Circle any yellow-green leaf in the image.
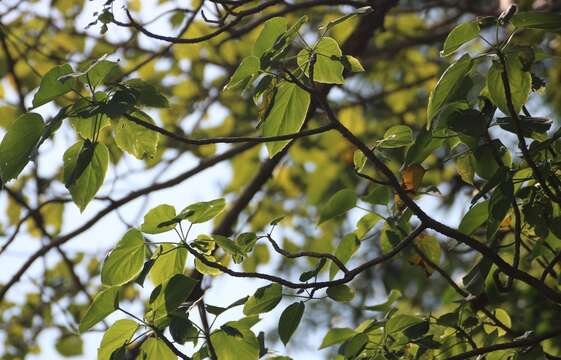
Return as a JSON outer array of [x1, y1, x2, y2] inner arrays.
[[98, 319, 138, 360], [101, 228, 146, 286]]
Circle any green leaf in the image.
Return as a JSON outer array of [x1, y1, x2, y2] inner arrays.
[[319, 189, 357, 224], [115, 111, 159, 159], [101, 228, 146, 286], [474, 142, 511, 180], [0, 113, 44, 182], [149, 244, 188, 286], [243, 283, 282, 315], [462, 256, 493, 295], [329, 233, 359, 280], [379, 125, 414, 148], [483, 308, 511, 336], [211, 327, 260, 360], [487, 180, 513, 239], [125, 79, 169, 108], [319, 7, 372, 33], [364, 289, 402, 312], [403, 320, 429, 339], [180, 198, 226, 224], [148, 274, 198, 325], [70, 99, 111, 140], [497, 116, 551, 138], [427, 54, 473, 128], [326, 284, 355, 302], [363, 185, 391, 205], [225, 56, 260, 91], [342, 333, 368, 359], [206, 296, 249, 316], [456, 153, 476, 185], [413, 235, 441, 274], [253, 17, 288, 57], [319, 328, 356, 349], [511, 12, 561, 31], [140, 204, 177, 234], [385, 314, 424, 334], [213, 234, 245, 261], [353, 149, 366, 172], [63, 140, 109, 211], [263, 81, 311, 157], [79, 286, 119, 332], [404, 128, 443, 166], [79, 59, 118, 88], [170, 315, 197, 345], [195, 255, 223, 276], [235, 232, 258, 256], [32, 64, 76, 107], [447, 109, 487, 137], [441, 21, 480, 56], [98, 319, 138, 360], [140, 338, 176, 360], [298, 37, 344, 84], [459, 201, 489, 235], [343, 55, 365, 72], [487, 56, 531, 115], [55, 334, 83, 357], [278, 302, 305, 345]]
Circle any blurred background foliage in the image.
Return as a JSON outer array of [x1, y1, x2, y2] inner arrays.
[[1, 0, 561, 358]]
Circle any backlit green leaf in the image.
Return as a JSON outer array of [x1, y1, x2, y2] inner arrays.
[[180, 198, 226, 224], [483, 308, 511, 336], [319, 328, 356, 349], [263, 81, 311, 157], [140, 204, 177, 234], [330, 233, 359, 280], [115, 111, 159, 159], [140, 338, 176, 360], [319, 189, 357, 224], [253, 17, 288, 57], [63, 140, 109, 211], [459, 201, 489, 235], [441, 21, 480, 56], [298, 37, 344, 84], [212, 326, 260, 360], [101, 228, 146, 286], [511, 12, 561, 31], [79, 286, 119, 332], [33, 64, 76, 107], [149, 244, 188, 286], [225, 56, 260, 91], [0, 113, 44, 182], [427, 54, 473, 128], [243, 283, 282, 315], [487, 56, 531, 115], [379, 125, 413, 148], [98, 319, 138, 360], [148, 274, 198, 325]]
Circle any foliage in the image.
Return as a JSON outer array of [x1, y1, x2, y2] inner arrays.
[[1, 1, 561, 359]]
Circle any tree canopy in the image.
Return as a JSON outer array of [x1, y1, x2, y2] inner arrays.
[[1, 0, 561, 359]]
